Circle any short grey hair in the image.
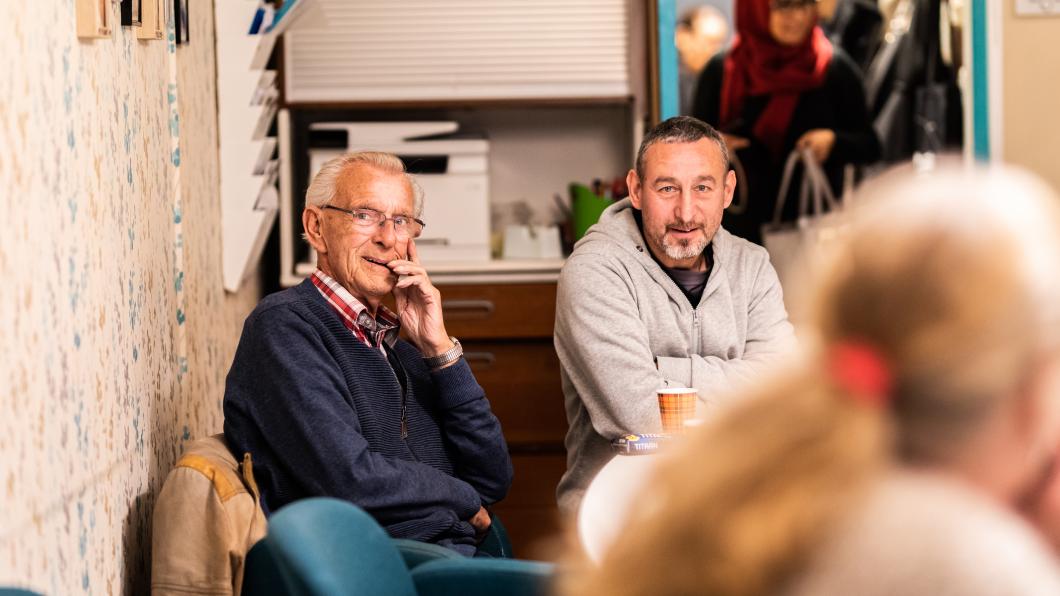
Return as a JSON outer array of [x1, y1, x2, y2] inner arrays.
[[635, 116, 729, 178], [304, 151, 424, 217]]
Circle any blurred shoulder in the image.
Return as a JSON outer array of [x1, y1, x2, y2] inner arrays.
[[792, 472, 1060, 596], [705, 50, 728, 74]]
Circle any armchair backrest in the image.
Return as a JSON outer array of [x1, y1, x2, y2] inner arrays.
[[477, 513, 513, 559], [241, 540, 289, 596], [411, 558, 555, 596], [265, 498, 417, 596]]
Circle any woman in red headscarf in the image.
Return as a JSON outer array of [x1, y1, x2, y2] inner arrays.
[[692, 0, 880, 244]]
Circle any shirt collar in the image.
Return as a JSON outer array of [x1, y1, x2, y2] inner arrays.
[[311, 269, 400, 347]]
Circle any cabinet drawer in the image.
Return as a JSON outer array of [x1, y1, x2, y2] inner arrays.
[[465, 340, 568, 447], [436, 283, 556, 340], [491, 453, 568, 560]]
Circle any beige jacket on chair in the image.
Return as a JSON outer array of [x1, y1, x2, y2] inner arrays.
[[151, 434, 268, 595]]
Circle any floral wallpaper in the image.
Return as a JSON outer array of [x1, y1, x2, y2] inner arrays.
[[0, 1, 261, 593]]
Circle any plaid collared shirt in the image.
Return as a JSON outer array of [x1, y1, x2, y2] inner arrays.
[[310, 269, 400, 356]]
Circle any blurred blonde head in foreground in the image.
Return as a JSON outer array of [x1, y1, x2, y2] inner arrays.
[[565, 164, 1060, 595]]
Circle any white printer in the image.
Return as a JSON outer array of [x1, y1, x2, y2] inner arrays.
[[307, 122, 490, 263]]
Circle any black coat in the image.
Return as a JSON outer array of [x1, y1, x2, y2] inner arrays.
[[692, 48, 880, 244]]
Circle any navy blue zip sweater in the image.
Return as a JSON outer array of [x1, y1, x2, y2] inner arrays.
[[223, 279, 513, 554]]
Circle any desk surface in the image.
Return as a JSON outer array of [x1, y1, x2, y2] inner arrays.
[[295, 257, 565, 285]]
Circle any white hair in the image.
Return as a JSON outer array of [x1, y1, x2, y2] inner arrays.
[[850, 161, 1060, 349], [304, 151, 424, 217]]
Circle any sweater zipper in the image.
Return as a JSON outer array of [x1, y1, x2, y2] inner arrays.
[[397, 381, 417, 460], [385, 346, 412, 442], [400, 401, 408, 439], [396, 370, 409, 441], [692, 308, 699, 348]]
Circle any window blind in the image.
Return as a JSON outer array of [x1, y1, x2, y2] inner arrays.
[[284, 0, 630, 102]]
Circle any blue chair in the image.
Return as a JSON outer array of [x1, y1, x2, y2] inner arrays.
[[411, 558, 554, 596], [393, 538, 463, 570], [263, 498, 554, 596], [393, 510, 513, 569], [242, 540, 290, 596], [248, 508, 518, 591], [477, 512, 514, 559], [266, 498, 417, 595]]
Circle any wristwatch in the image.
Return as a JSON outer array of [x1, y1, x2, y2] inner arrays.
[[424, 337, 463, 371]]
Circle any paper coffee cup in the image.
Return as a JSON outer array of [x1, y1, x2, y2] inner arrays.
[[656, 387, 697, 434]]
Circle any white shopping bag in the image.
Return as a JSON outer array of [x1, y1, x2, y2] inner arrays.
[[761, 148, 847, 315]]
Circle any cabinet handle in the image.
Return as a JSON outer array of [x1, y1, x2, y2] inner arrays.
[[464, 352, 496, 369], [442, 299, 495, 319]]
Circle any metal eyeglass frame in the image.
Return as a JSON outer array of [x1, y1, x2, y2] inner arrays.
[[321, 205, 426, 239]]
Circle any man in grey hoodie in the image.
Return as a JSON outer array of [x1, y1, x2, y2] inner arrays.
[[555, 116, 796, 514]]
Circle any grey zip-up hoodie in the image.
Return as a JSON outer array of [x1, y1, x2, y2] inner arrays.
[[555, 198, 795, 514]]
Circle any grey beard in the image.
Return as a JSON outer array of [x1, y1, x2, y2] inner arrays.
[[662, 237, 708, 261]]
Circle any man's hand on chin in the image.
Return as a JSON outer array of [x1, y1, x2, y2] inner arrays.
[[388, 239, 452, 356]]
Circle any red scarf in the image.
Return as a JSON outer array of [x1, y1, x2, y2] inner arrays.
[[720, 0, 833, 155]]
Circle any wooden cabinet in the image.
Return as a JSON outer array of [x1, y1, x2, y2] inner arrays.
[[463, 342, 568, 446], [440, 283, 557, 341], [437, 281, 567, 559], [494, 453, 569, 561]]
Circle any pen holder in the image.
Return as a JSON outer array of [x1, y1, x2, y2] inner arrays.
[[570, 183, 612, 240]]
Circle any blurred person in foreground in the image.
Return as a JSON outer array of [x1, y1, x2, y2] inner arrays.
[[564, 163, 1060, 595]]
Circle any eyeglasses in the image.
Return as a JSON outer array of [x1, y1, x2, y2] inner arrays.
[[322, 205, 426, 239]]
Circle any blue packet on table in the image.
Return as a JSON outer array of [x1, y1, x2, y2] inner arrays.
[[610, 433, 669, 455]]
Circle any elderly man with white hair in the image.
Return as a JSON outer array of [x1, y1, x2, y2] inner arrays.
[[223, 151, 512, 556]]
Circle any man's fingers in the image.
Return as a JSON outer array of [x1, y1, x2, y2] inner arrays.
[[469, 506, 491, 534], [395, 274, 439, 298], [395, 275, 424, 289], [389, 262, 427, 277]]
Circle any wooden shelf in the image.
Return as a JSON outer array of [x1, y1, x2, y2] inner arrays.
[[284, 96, 635, 111]]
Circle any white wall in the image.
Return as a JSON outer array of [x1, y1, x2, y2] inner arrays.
[[1000, 5, 1060, 192], [452, 106, 634, 224]]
